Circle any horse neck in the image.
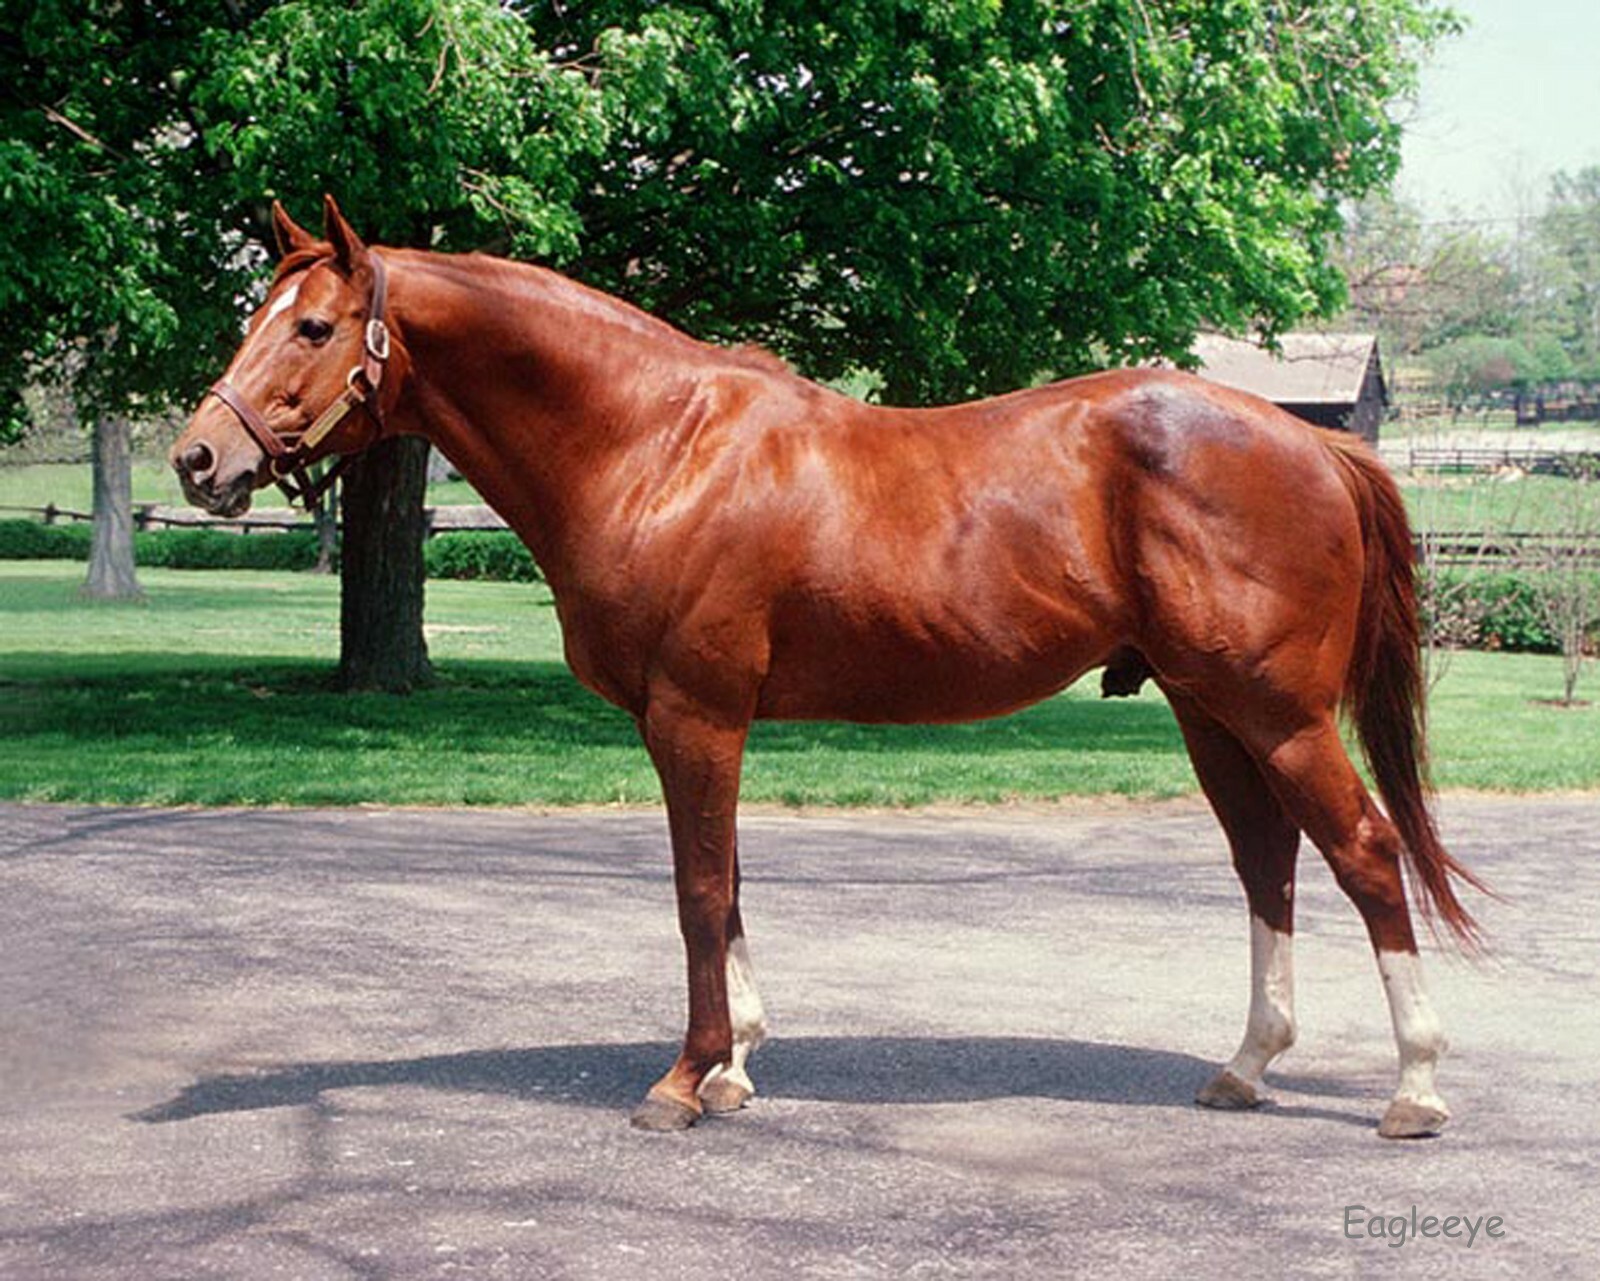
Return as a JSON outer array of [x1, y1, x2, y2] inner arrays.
[[382, 250, 707, 580]]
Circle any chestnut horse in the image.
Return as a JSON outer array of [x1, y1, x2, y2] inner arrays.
[[172, 198, 1483, 1138]]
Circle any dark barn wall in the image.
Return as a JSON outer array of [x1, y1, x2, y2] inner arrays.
[[1349, 354, 1386, 443], [1287, 403, 1349, 432], [1283, 356, 1385, 443]]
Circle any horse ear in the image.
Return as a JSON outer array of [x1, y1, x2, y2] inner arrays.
[[271, 201, 317, 259], [321, 194, 368, 271]]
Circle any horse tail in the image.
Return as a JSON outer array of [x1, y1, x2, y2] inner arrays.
[[1322, 431, 1488, 950]]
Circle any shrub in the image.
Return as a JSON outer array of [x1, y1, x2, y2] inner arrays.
[[1427, 570, 1570, 654], [0, 518, 93, 559], [424, 531, 542, 583], [1475, 575, 1559, 653]]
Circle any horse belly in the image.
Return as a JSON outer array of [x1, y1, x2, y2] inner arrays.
[[755, 598, 1111, 724]]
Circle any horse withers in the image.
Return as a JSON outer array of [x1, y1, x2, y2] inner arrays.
[[172, 197, 1485, 1138]]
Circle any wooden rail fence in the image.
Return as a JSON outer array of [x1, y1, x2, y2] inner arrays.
[[1391, 446, 1600, 477], [1419, 530, 1600, 568]]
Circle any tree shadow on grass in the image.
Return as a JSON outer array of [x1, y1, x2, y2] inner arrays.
[[132, 1035, 1370, 1129]]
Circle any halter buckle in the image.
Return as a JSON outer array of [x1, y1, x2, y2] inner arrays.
[[366, 318, 391, 361]]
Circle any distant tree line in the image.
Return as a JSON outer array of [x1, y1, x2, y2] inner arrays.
[[1335, 167, 1600, 408]]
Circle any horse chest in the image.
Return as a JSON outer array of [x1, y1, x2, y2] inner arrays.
[[550, 591, 655, 717]]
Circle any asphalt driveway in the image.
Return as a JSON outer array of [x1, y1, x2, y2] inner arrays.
[[1, 797, 1596, 1278]]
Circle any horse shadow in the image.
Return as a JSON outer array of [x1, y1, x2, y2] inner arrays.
[[132, 1035, 1372, 1128]]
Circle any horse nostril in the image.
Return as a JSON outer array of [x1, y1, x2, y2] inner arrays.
[[180, 441, 215, 479]]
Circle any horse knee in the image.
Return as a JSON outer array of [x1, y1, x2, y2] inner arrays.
[[675, 882, 733, 941]]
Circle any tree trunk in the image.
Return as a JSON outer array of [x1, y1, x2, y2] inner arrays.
[[82, 414, 144, 601], [337, 435, 432, 692], [313, 487, 339, 574]]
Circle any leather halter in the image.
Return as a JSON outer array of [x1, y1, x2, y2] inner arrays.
[[205, 252, 392, 510]]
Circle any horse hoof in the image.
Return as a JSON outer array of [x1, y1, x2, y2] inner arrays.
[[630, 1094, 701, 1132], [1378, 1098, 1449, 1139], [1195, 1069, 1263, 1111], [699, 1075, 754, 1114]]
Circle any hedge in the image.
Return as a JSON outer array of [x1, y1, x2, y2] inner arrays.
[[0, 519, 540, 582], [422, 531, 541, 583], [0, 518, 322, 571], [139, 527, 324, 571], [0, 519, 92, 559]]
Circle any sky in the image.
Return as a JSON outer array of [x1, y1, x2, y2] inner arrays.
[[1396, 0, 1600, 222]]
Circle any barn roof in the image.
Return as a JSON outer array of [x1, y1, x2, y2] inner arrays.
[[1191, 333, 1383, 406]]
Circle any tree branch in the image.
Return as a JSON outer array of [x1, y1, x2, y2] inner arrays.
[[38, 103, 129, 160]]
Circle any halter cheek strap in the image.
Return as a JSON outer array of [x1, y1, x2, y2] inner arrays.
[[205, 251, 392, 510]]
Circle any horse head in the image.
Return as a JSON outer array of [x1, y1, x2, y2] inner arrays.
[[170, 196, 402, 514]]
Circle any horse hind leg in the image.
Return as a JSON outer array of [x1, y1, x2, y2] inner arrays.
[[1253, 719, 1450, 1138], [1169, 694, 1301, 1111]]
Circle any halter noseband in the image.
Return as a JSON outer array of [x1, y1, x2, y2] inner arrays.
[[205, 251, 392, 510]]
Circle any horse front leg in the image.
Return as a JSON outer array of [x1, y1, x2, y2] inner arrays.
[[696, 870, 768, 1114], [631, 687, 752, 1132]]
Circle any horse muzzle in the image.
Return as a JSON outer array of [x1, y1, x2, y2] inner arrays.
[[169, 431, 266, 517]]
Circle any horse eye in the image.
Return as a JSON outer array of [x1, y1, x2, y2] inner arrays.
[[297, 317, 333, 344]]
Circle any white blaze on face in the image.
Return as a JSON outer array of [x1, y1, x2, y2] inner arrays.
[[222, 282, 302, 383], [1377, 949, 1448, 1110], [1224, 916, 1297, 1086], [263, 281, 301, 327]]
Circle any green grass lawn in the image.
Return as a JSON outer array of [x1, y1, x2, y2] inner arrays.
[[1396, 473, 1593, 534], [0, 461, 199, 514], [1, 560, 1594, 807]]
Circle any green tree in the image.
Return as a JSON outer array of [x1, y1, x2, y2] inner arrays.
[[4, 1, 1456, 664], [1425, 335, 1538, 410], [2, 0, 604, 663], [0, 4, 220, 596], [1334, 193, 1524, 359], [1534, 166, 1600, 380], [539, 0, 1457, 400]]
